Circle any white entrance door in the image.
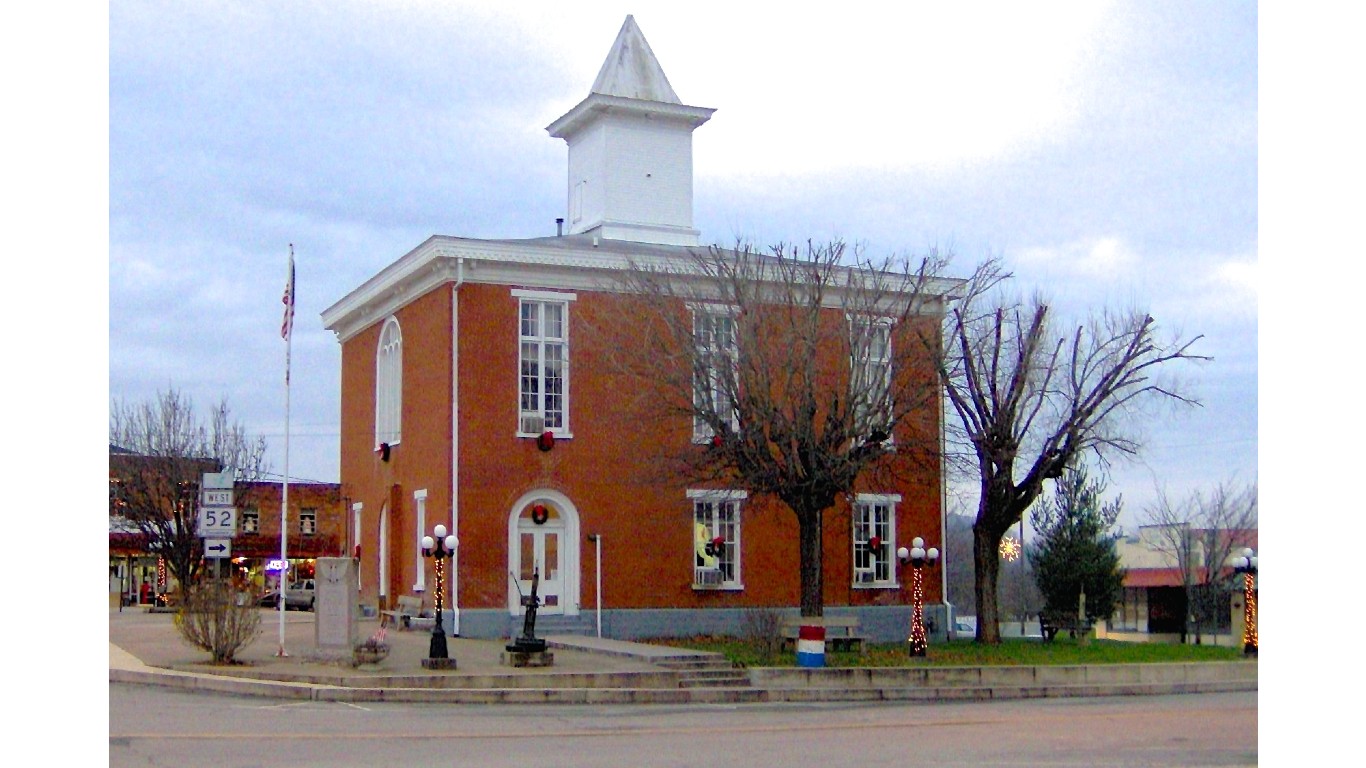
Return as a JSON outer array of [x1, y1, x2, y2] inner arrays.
[[515, 505, 565, 615]]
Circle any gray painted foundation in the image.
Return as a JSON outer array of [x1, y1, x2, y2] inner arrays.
[[453, 604, 952, 644]]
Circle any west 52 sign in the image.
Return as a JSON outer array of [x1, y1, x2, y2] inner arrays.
[[197, 506, 238, 536]]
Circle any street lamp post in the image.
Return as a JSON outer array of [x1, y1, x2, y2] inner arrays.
[[1231, 547, 1257, 656], [897, 537, 940, 657], [420, 524, 458, 669]]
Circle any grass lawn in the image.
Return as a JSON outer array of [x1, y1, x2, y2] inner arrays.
[[652, 635, 1250, 668]]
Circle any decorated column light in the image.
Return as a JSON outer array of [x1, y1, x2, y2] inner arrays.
[[1231, 547, 1257, 656], [897, 537, 940, 657], [420, 524, 459, 669], [155, 557, 167, 606]]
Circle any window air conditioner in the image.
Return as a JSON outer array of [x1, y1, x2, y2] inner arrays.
[[855, 570, 877, 584], [520, 414, 545, 435], [694, 567, 724, 587]]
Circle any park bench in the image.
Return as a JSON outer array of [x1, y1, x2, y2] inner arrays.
[[380, 595, 434, 631], [780, 615, 865, 652], [1040, 613, 1092, 642]]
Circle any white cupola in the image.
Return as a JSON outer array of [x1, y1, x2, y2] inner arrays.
[[546, 15, 715, 246]]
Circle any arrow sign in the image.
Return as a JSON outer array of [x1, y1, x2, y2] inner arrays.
[[203, 539, 231, 559]]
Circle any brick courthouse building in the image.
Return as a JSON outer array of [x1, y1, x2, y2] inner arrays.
[[322, 17, 960, 640]]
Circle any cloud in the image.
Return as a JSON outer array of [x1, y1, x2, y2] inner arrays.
[[1014, 237, 1139, 279]]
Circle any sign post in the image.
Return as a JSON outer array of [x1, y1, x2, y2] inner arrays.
[[200, 472, 238, 581]]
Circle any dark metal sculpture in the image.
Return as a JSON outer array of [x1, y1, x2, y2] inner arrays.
[[507, 568, 547, 654]]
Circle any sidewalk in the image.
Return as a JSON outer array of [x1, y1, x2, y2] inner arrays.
[[109, 606, 1258, 705], [109, 606, 732, 703]]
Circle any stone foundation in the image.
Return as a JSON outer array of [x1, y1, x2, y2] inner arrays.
[[501, 651, 554, 668]]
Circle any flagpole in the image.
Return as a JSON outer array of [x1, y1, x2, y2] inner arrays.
[[278, 244, 295, 657]]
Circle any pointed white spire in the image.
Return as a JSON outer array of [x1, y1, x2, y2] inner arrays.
[[546, 16, 715, 247], [590, 15, 681, 104]]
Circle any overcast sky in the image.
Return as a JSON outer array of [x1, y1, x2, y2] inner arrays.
[[101, 1, 1259, 530]]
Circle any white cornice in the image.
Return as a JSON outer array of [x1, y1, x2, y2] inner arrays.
[[321, 235, 964, 343], [547, 93, 715, 140]]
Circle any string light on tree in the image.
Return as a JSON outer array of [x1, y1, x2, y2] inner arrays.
[[898, 537, 940, 657]]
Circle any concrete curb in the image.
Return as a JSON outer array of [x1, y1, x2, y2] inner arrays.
[[110, 662, 1257, 705]]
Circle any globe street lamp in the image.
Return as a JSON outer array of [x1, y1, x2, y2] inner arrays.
[[420, 524, 458, 669], [1231, 547, 1257, 656], [897, 537, 940, 657]]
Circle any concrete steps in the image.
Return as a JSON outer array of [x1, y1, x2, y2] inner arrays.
[[656, 656, 751, 689]]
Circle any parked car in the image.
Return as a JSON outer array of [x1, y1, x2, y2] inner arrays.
[[258, 579, 315, 610], [953, 617, 977, 639]]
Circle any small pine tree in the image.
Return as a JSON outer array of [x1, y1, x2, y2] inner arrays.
[[1028, 466, 1126, 635]]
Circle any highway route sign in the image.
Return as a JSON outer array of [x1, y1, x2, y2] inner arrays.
[[197, 506, 238, 536]]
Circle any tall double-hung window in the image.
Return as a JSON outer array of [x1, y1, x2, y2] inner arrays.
[[375, 317, 402, 448], [853, 493, 899, 586], [692, 308, 738, 441], [850, 317, 893, 444], [515, 290, 575, 436], [690, 490, 745, 589]]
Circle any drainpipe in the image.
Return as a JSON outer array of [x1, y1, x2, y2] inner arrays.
[[587, 533, 602, 637], [449, 257, 465, 635]]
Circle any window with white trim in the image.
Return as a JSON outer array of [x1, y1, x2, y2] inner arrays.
[[413, 489, 427, 591], [241, 508, 259, 534], [692, 307, 738, 441], [300, 508, 317, 536], [516, 292, 575, 435], [853, 494, 900, 586], [375, 317, 402, 448], [690, 490, 745, 589], [850, 317, 893, 444]]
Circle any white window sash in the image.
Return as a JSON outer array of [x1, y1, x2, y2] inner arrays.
[[854, 493, 901, 586], [516, 294, 575, 436], [691, 308, 739, 441], [849, 317, 893, 443], [689, 490, 746, 588], [376, 317, 403, 447]]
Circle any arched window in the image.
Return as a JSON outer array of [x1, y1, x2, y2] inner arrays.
[[375, 317, 402, 447]]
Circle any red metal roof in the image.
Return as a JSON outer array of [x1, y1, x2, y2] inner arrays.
[[1125, 568, 1194, 588]]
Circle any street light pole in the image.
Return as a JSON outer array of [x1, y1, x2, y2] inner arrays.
[[420, 524, 458, 669], [1231, 547, 1257, 656], [898, 537, 941, 657]]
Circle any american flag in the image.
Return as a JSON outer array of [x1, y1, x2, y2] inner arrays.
[[281, 245, 296, 340]]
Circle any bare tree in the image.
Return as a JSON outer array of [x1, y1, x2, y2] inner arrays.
[[1143, 479, 1258, 644], [109, 388, 269, 590], [602, 240, 958, 617], [934, 266, 1208, 643]]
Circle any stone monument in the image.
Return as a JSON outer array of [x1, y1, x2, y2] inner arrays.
[[312, 557, 359, 663]]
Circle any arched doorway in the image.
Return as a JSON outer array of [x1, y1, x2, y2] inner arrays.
[[507, 490, 579, 616]]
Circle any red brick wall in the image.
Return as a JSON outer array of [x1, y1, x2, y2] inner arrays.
[[340, 279, 944, 613]]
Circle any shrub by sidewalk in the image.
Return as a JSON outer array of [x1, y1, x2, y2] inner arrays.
[[174, 582, 261, 664]]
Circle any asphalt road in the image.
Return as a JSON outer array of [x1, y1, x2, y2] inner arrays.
[[109, 686, 1257, 767]]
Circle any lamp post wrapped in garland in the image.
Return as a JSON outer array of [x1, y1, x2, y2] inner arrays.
[[1230, 547, 1257, 656], [897, 537, 940, 657], [420, 524, 458, 669]]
